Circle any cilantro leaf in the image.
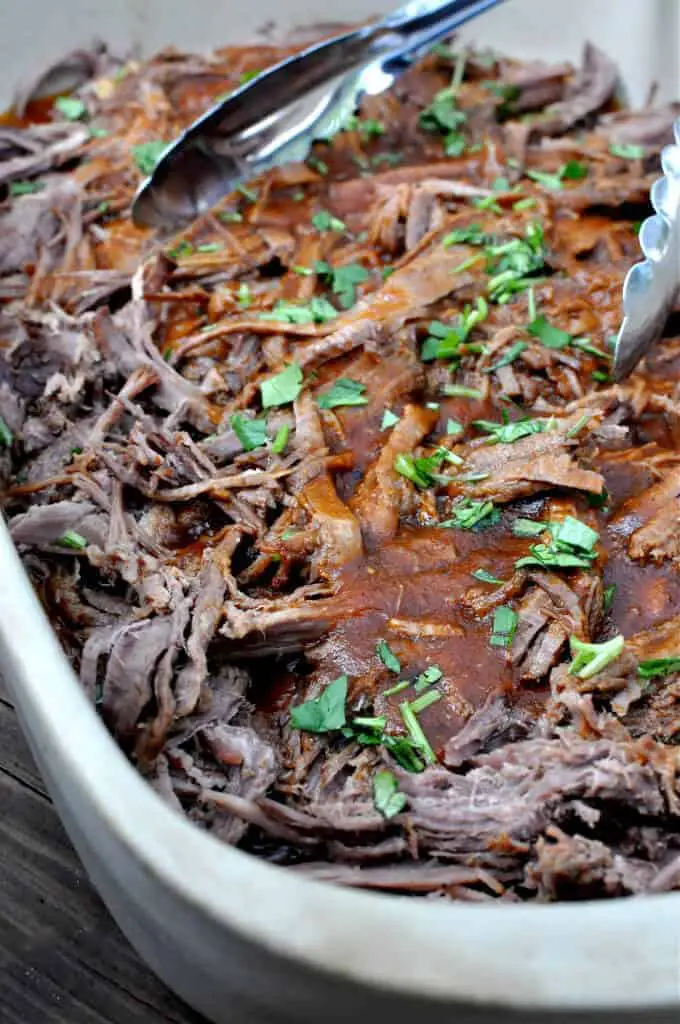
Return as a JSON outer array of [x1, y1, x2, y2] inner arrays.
[[258, 297, 337, 324], [381, 409, 400, 430], [440, 497, 499, 531], [315, 261, 368, 308], [290, 675, 348, 733], [474, 415, 550, 445], [54, 95, 86, 120], [638, 657, 680, 679], [230, 414, 268, 451], [376, 640, 401, 674], [413, 666, 443, 692], [9, 180, 44, 196], [131, 140, 168, 175], [528, 315, 571, 349], [472, 568, 504, 585], [56, 530, 88, 550], [568, 635, 624, 679], [609, 143, 646, 160], [317, 378, 368, 410], [271, 424, 289, 454], [373, 770, 408, 819], [260, 364, 303, 408], [490, 605, 518, 648], [0, 416, 13, 447], [311, 209, 345, 232]]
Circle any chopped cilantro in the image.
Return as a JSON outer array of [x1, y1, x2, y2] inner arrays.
[[609, 142, 646, 160], [446, 419, 463, 437], [373, 770, 407, 819], [218, 210, 243, 223], [440, 498, 499, 531], [638, 657, 680, 679], [442, 224, 489, 247], [56, 530, 88, 551], [230, 413, 268, 451], [413, 666, 443, 692], [410, 689, 442, 715], [237, 184, 258, 203], [258, 297, 337, 324], [515, 516, 599, 570], [527, 160, 587, 190], [383, 734, 424, 772], [197, 242, 224, 253], [603, 583, 617, 614], [487, 340, 527, 372], [357, 118, 385, 139], [528, 315, 571, 349], [9, 180, 44, 196], [307, 156, 328, 175], [490, 605, 518, 648], [512, 518, 547, 538], [0, 416, 13, 447], [131, 140, 168, 175], [419, 86, 467, 136], [317, 378, 368, 410], [290, 675, 348, 732], [474, 414, 550, 444], [472, 568, 503, 585], [376, 640, 401, 674], [237, 282, 251, 308], [568, 635, 624, 680], [239, 69, 261, 85], [167, 240, 193, 260], [381, 409, 400, 430], [442, 384, 483, 399], [314, 261, 368, 308], [271, 424, 289, 454], [399, 700, 437, 765], [394, 447, 458, 489], [311, 209, 345, 232], [383, 679, 410, 698], [260, 364, 303, 408], [513, 196, 537, 211], [54, 95, 86, 120]]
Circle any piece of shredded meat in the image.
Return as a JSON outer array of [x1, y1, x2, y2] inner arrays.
[[2, 33, 680, 903]]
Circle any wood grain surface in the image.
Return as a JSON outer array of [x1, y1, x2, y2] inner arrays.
[[0, 678, 205, 1024]]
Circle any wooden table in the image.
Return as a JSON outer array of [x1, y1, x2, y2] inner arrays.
[[0, 676, 206, 1024]]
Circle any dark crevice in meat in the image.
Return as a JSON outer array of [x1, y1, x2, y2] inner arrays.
[[3, 32, 680, 901]]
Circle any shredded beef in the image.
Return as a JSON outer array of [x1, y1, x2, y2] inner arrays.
[[2, 31, 680, 902]]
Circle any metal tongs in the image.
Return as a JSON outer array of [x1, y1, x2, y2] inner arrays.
[[131, 0, 505, 231], [613, 118, 680, 380]]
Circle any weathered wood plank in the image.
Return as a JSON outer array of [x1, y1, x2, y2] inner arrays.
[[0, 699, 205, 1024]]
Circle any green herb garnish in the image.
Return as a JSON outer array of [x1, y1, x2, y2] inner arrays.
[[512, 518, 547, 538], [318, 378, 368, 410], [260, 364, 303, 408], [258, 297, 337, 324], [311, 209, 345, 233], [603, 583, 616, 614], [490, 605, 518, 648], [290, 675, 348, 732], [472, 568, 504, 585], [376, 640, 401, 674], [237, 282, 251, 308], [440, 497, 499, 531], [441, 384, 483, 399], [474, 413, 550, 445], [487, 341, 527, 372], [10, 179, 45, 197], [230, 414, 268, 451], [528, 315, 571, 350], [413, 666, 443, 692], [0, 416, 13, 447], [131, 140, 168, 175], [410, 689, 442, 715], [609, 143, 646, 160], [373, 770, 407, 819], [314, 261, 368, 308], [54, 95, 86, 120], [446, 419, 463, 437], [637, 657, 680, 679], [381, 409, 400, 430], [56, 530, 88, 550], [400, 700, 437, 766], [568, 635, 624, 679], [271, 424, 289, 455]]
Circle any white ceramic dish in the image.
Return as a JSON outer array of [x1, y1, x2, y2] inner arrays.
[[2, 3, 680, 1021]]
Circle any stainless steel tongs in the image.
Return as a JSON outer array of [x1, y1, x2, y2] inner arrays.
[[131, 0, 506, 231]]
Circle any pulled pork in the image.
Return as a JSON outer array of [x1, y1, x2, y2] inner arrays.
[[2, 35, 680, 902]]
